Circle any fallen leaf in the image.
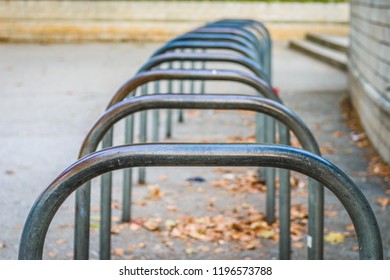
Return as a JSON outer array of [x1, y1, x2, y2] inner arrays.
[[127, 245, 136, 251], [345, 224, 355, 231], [197, 246, 210, 252], [5, 169, 14, 175], [293, 242, 305, 249], [138, 243, 146, 248], [352, 246, 360, 252], [185, 247, 196, 255], [165, 219, 176, 229], [142, 218, 161, 231], [258, 230, 274, 239], [144, 186, 164, 201], [376, 197, 390, 210], [113, 248, 125, 257], [55, 239, 66, 244], [129, 222, 141, 231], [0, 243, 5, 249], [332, 131, 345, 138], [47, 252, 58, 258], [324, 232, 345, 244], [158, 175, 169, 181]]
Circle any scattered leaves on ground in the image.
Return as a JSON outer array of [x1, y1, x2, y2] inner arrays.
[[112, 248, 125, 257], [134, 203, 308, 252], [341, 96, 389, 180], [211, 170, 266, 194], [369, 156, 390, 178]]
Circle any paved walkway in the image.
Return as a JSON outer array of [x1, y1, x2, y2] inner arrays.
[[0, 42, 388, 260]]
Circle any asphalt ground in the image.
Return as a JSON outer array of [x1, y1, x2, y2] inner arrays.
[[0, 41, 388, 260]]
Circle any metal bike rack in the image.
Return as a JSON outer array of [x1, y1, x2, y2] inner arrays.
[[75, 94, 321, 260], [134, 48, 274, 222], [130, 40, 276, 239], [19, 143, 383, 260], [75, 69, 285, 259], [110, 68, 285, 230]]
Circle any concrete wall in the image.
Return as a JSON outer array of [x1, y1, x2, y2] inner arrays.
[[349, 0, 390, 163], [0, 1, 349, 42]]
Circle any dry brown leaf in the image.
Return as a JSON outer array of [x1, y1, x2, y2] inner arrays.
[[376, 197, 390, 209], [127, 245, 136, 251], [112, 248, 125, 257], [129, 222, 141, 231], [143, 218, 161, 231], [345, 224, 355, 231], [144, 186, 164, 201], [55, 239, 66, 244], [292, 242, 305, 249], [167, 204, 178, 213], [352, 246, 360, 252], [258, 230, 274, 239], [197, 246, 211, 252], [185, 247, 196, 255], [320, 146, 337, 155], [47, 252, 58, 258], [332, 131, 345, 138], [0, 243, 6, 249]]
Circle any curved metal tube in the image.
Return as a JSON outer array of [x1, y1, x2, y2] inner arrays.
[[138, 52, 269, 84], [171, 33, 258, 61], [151, 41, 259, 63], [108, 69, 279, 107], [19, 144, 383, 260], [80, 94, 319, 157], [192, 27, 262, 52]]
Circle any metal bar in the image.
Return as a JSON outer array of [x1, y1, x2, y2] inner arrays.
[[138, 85, 148, 184], [138, 52, 269, 84], [122, 115, 134, 222], [108, 69, 280, 108], [19, 143, 383, 260], [151, 41, 259, 63]]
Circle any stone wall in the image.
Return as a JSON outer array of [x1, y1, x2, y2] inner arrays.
[[349, 0, 390, 163], [0, 1, 349, 42]]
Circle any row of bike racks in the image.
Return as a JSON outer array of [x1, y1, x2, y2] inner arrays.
[[18, 19, 383, 260]]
